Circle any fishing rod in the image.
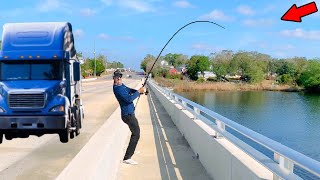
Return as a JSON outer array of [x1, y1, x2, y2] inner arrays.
[[135, 20, 225, 108]]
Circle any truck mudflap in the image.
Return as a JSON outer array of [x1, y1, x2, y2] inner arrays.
[[0, 115, 67, 129]]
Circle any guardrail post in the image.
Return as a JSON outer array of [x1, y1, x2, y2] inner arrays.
[[175, 96, 179, 103], [273, 153, 294, 180], [182, 101, 187, 108], [214, 120, 225, 138], [193, 107, 200, 120]]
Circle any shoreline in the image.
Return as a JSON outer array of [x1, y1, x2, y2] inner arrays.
[[154, 78, 303, 93]]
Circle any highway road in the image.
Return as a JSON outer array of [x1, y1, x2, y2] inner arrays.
[[0, 74, 141, 179]]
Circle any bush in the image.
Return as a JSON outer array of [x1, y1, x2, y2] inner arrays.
[[277, 74, 294, 84], [207, 77, 217, 81], [299, 61, 320, 91], [167, 74, 181, 79], [197, 77, 205, 83]]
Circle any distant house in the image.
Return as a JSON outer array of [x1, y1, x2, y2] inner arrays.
[[225, 74, 241, 80], [197, 71, 216, 80], [169, 68, 178, 74], [160, 60, 169, 67], [176, 65, 187, 75]]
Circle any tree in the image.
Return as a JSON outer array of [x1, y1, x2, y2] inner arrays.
[[140, 54, 155, 72], [107, 61, 124, 69], [299, 61, 320, 91], [186, 55, 210, 80], [276, 60, 297, 84], [94, 55, 107, 76], [164, 53, 187, 67], [211, 50, 233, 80], [81, 60, 93, 77], [81, 54, 107, 77], [230, 51, 265, 83]]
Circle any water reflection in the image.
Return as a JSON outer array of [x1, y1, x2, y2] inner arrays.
[[177, 90, 320, 163]]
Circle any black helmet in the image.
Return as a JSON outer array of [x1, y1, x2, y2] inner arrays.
[[113, 70, 123, 78]]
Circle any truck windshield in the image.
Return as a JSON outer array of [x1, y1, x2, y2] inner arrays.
[[0, 60, 62, 80]]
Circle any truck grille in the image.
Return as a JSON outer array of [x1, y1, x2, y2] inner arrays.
[[9, 93, 46, 109]]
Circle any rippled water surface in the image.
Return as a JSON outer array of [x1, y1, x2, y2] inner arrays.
[[177, 90, 320, 179]]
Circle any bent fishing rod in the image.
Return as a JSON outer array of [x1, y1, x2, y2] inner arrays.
[[135, 20, 225, 108]]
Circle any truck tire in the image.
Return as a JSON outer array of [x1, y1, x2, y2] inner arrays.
[[68, 109, 75, 139], [75, 110, 81, 136], [70, 113, 75, 139], [59, 130, 69, 143], [5, 133, 13, 140], [0, 133, 3, 144]]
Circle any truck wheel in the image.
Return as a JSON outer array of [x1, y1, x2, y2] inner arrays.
[[59, 130, 69, 143], [5, 133, 13, 140], [70, 113, 76, 139], [75, 110, 81, 136], [0, 133, 3, 144]]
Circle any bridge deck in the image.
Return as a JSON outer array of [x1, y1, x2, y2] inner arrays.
[[117, 90, 211, 180]]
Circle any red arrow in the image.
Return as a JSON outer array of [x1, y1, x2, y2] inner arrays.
[[281, 2, 318, 22]]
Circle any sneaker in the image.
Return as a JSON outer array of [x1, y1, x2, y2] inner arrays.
[[123, 159, 138, 165], [135, 151, 141, 154]]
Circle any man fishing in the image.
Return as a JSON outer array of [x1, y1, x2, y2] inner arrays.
[[113, 70, 145, 165]]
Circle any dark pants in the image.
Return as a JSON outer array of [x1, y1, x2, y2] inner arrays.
[[121, 114, 140, 160]]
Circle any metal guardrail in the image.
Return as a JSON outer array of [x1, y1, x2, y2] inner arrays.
[[149, 80, 320, 180]]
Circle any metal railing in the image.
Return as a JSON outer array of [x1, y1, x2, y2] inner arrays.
[[148, 80, 320, 180]]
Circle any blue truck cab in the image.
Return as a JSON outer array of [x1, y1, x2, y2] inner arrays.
[[0, 22, 84, 143]]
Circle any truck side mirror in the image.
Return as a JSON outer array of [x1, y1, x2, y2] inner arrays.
[[73, 62, 81, 81]]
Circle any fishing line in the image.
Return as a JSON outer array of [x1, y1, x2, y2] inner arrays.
[[135, 20, 225, 108]]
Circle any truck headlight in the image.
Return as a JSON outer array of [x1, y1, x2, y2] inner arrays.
[[49, 105, 65, 112], [0, 107, 6, 113]]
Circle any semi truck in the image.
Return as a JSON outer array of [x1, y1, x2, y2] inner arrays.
[[0, 22, 84, 143]]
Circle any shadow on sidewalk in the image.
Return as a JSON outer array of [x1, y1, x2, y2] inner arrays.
[[147, 90, 211, 180]]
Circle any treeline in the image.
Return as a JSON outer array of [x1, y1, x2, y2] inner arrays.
[[106, 61, 124, 69], [140, 50, 320, 92], [78, 53, 124, 78]]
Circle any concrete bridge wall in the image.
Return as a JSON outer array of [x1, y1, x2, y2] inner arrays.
[[149, 83, 272, 180]]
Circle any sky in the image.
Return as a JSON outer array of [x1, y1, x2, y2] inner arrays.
[[1, 0, 320, 70]]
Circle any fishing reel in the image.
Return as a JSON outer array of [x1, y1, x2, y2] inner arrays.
[[144, 87, 149, 95]]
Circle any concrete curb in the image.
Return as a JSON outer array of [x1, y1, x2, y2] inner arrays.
[[81, 78, 98, 82], [56, 107, 130, 180], [56, 81, 142, 180]]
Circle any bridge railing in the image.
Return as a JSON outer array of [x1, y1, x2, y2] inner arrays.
[[148, 80, 320, 180]]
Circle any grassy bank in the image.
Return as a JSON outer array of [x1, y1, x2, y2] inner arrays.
[[154, 77, 302, 92]]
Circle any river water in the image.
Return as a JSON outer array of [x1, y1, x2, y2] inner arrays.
[[176, 90, 320, 179]]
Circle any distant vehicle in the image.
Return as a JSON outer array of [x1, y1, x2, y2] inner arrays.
[[0, 22, 84, 143], [197, 71, 217, 80], [117, 68, 126, 72]]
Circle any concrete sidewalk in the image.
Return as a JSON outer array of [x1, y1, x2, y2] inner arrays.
[[117, 91, 211, 180]]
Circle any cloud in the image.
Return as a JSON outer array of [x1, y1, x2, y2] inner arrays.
[[98, 33, 110, 40], [2, 8, 25, 17], [173, 1, 193, 8], [36, 0, 67, 12], [280, 28, 320, 40], [119, 36, 135, 42], [200, 10, 233, 22], [236, 5, 255, 16], [279, 44, 296, 51], [74, 29, 85, 38], [243, 19, 274, 27], [101, 0, 112, 6], [100, 0, 158, 13], [263, 5, 276, 13], [191, 43, 222, 52], [119, 0, 155, 13], [80, 8, 96, 17]]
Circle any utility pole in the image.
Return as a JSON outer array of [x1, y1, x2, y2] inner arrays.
[[94, 40, 96, 77]]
